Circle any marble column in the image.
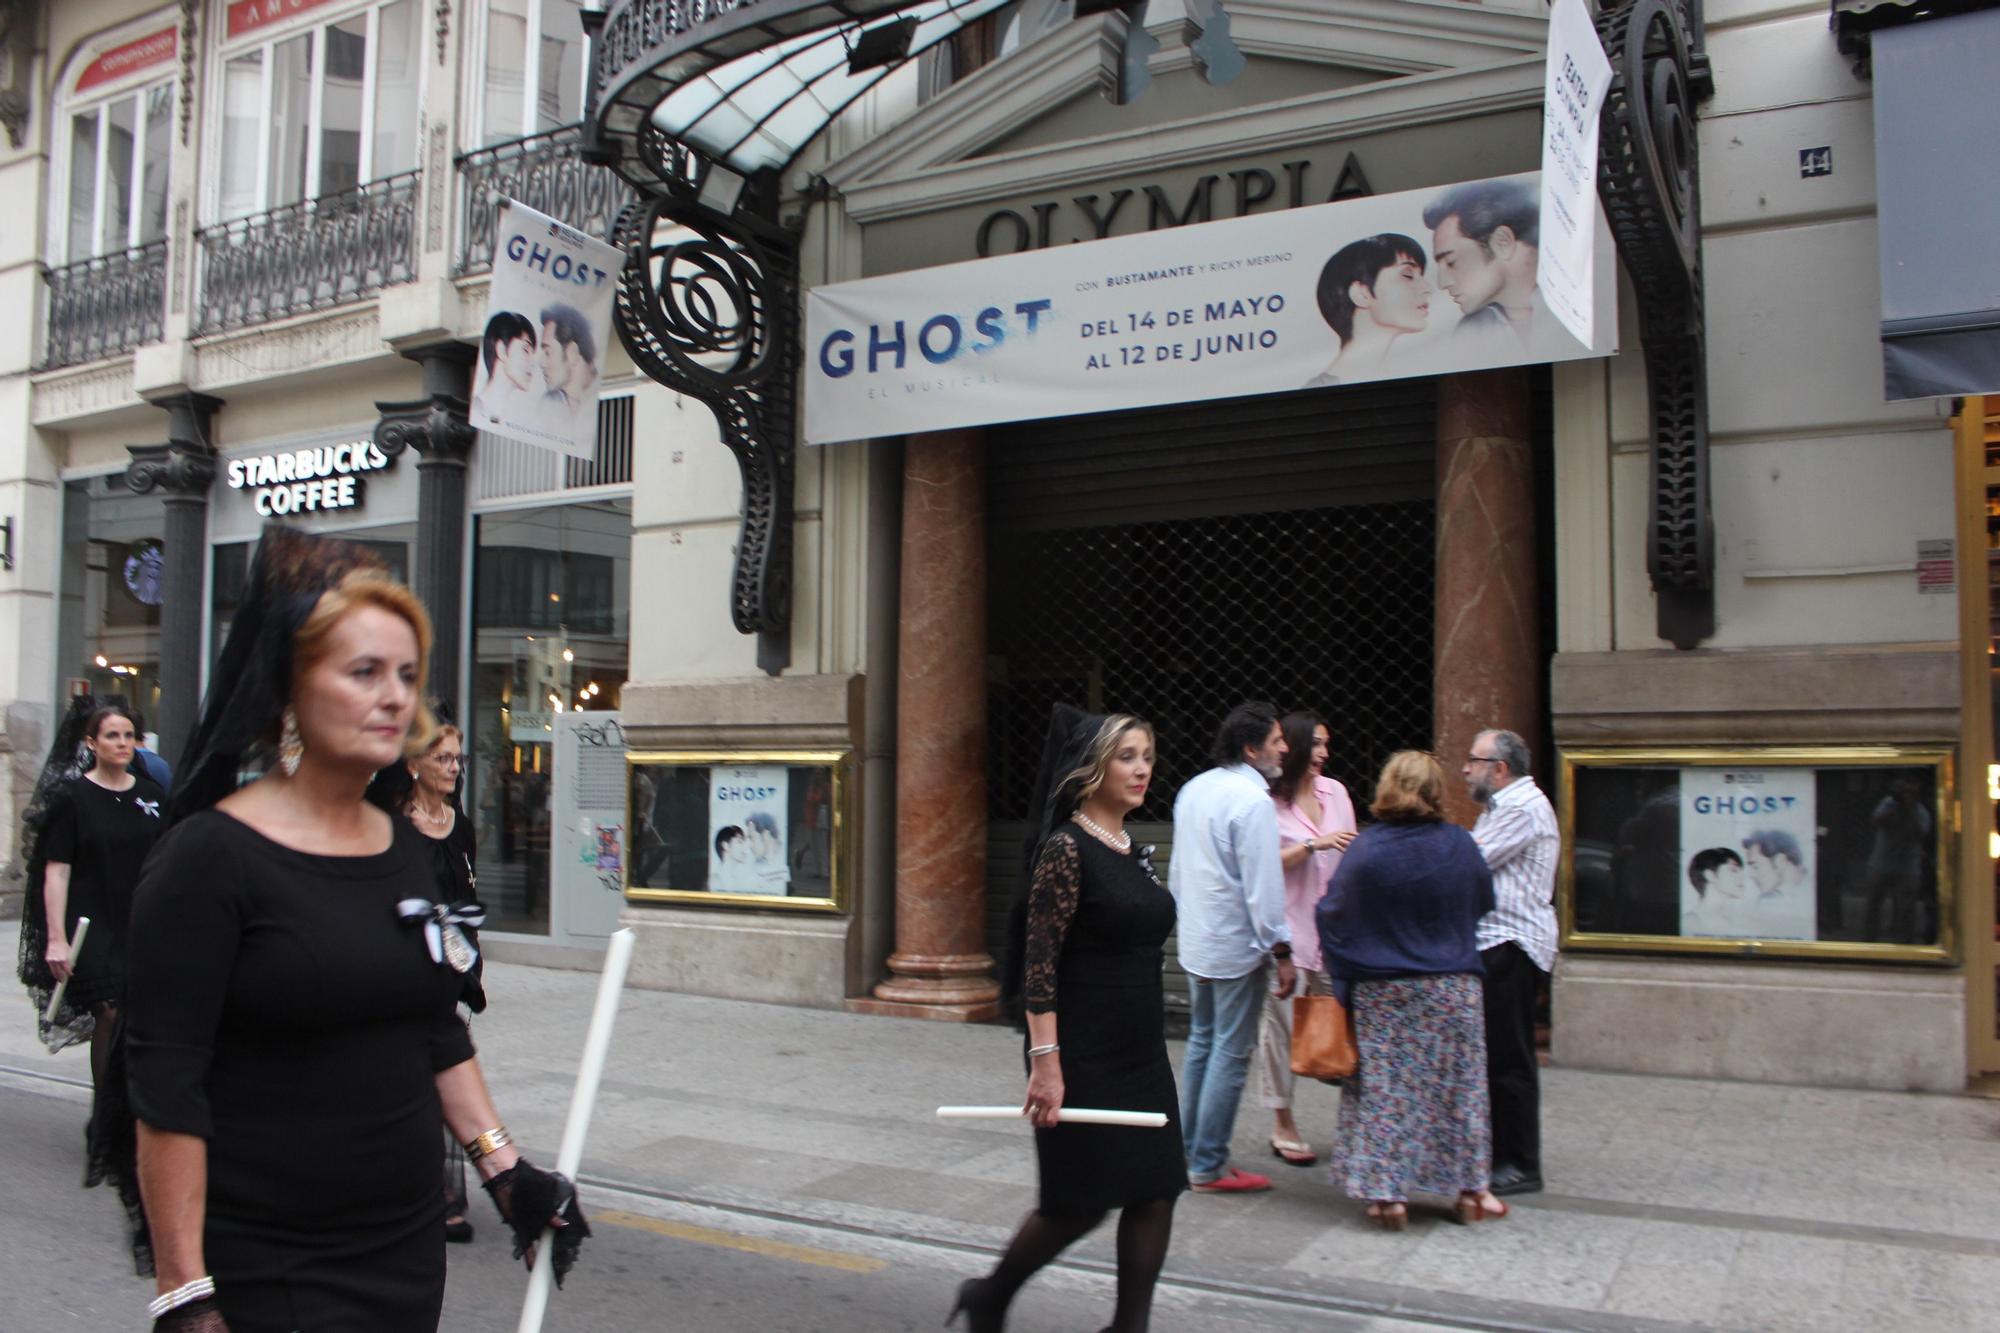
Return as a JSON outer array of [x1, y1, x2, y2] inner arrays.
[[1434, 369, 1540, 828], [126, 392, 223, 765], [376, 343, 478, 719], [862, 428, 1000, 1020]]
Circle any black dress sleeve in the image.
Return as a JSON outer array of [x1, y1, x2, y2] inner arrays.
[[1023, 830, 1082, 1015], [125, 818, 242, 1138], [429, 1008, 476, 1073], [39, 784, 79, 865]]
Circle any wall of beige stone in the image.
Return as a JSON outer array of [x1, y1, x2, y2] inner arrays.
[[1548, 0, 1968, 1089]]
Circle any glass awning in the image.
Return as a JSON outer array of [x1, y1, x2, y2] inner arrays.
[[590, 0, 1015, 185]]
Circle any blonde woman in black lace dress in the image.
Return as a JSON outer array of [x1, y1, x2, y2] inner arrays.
[[956, 708, 1185, 1333]]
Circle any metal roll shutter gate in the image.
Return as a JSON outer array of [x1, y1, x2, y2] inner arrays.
[[984, 380, 1439, 1016]]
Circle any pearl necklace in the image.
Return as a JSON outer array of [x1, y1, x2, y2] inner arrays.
[[1073, 812, 1131, 851], [411, 799, 452, 830]]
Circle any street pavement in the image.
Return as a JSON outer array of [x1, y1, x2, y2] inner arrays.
[[4, 923, 2000, 1331]]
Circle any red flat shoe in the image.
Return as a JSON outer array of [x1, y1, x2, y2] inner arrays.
[[1191, 1167, 1273, 1194]]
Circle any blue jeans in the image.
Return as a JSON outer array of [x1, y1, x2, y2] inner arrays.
[[1179, 966, 1267, 1181]]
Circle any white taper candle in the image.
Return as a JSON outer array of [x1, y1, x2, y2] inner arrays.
[[936, 1106, 1168, 1128], [516, 927, 635, 1333], [43, 916, 90, 1025]]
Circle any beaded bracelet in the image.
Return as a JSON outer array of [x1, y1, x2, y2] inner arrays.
[[148, 1276, 216, 1319]]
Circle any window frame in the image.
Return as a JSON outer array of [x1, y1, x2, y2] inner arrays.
[[205, 0, 426, 223], [51, 26, 178, 266], [464, 0, 590, 148]]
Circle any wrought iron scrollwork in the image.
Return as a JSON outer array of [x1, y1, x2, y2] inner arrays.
[[1596, 0, 1715, 649], [605, 123, 798, 667], [454, 125, 638, 275], [612, 188, 798, 650], [41, 242, 169, 370], [194, 169, 420, 335]]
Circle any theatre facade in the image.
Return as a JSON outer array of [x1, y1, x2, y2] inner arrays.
[[3, 0, 1995, 1091]]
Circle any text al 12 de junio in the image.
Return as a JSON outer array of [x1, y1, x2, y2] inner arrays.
[[1081, 293, 1284, 369]]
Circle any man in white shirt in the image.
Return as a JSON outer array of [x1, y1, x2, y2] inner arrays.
[[1170, 702, 1295, 1194], [1462, 728, 1559, 1197]]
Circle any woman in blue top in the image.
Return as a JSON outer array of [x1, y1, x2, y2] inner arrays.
[[1317, 750, 1508, 1229]]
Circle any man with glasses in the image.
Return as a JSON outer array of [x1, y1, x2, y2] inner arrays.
[[1461, 729, 1558, 1196]]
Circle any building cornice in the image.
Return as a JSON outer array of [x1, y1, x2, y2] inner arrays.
[[831, 56, 1544, 224], [824, 0, 1547, 191]]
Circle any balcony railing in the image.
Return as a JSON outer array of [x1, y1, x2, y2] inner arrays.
[[195, 169, 420, 335], [456, 124, 636, 276], [41, 241, 168, 370]]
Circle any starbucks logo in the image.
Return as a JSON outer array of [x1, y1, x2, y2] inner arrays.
[[122, 540, 165, 606]]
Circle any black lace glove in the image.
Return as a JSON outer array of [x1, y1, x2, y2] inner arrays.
[[483, 1158, 591, 1286], [153, 1296, 229, 1332]]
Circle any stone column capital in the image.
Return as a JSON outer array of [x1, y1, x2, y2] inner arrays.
[[375, 395, 477, 465], [127, 392, 223, 499], [124, 442, 217, 499], [376, 341, 480, 465]]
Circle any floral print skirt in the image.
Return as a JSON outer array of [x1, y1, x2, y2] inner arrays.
[[1328, 973, 1491, 1202]]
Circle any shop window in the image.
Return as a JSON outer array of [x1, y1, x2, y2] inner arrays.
[[470, 499, 632, 935], [214, 0, 422, 219], [54, 476, 168, 734], [477, 0, 588, 145], [61, 79, 172, 262], [210, 530, 410, 673]]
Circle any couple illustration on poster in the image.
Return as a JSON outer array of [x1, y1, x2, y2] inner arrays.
[[1308, 178, 1571, 388], [1682, 830, 1814, 941], [471, 303, 601, 434], [712, 812, 787, 895]]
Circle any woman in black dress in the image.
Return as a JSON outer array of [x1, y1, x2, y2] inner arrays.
[[959, 707, 1184, 1333], [370, 717, 486, 1242], [25, 701, 165, 1132], [126, 527, 584, 1332]]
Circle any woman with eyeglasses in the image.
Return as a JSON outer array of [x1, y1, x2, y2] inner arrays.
[[370, 719, 485, 1244]]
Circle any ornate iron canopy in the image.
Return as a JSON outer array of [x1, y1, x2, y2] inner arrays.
[[590, 0, 1725, 655], [585, 0, 1014, 674], [588, 0, 1011, 196]]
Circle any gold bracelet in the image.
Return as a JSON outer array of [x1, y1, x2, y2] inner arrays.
[[463, 1126, 512, 1161]]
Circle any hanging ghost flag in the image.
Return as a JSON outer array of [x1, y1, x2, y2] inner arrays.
[[471, 200, 624, 461], [1538, 0, 1615, 347]]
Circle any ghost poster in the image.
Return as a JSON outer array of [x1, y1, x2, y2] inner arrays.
[[709, 766, 790, 896]]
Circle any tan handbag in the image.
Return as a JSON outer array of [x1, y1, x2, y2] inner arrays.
[[1290, 992, 1357, 1080]]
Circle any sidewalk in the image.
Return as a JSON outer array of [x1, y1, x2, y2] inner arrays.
[[6, 930, 1999, 1331]]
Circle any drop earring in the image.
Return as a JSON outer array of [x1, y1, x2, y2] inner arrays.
[[279, 707, 304, 777]]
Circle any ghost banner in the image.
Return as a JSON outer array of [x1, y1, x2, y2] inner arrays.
[[472, 200, 624, 460], [802, 172, 1617, 445]]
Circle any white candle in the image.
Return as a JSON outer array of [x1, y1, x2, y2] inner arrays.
[[936, 1106, 1168, 1128], [44, 916, 90, 1025], [516, 927, 635, 1333]]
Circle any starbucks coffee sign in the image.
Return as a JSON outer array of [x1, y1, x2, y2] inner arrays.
[[225, 440, 394, 516]]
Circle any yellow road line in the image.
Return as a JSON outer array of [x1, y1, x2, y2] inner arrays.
[[593, 1209, 889, 1274]]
